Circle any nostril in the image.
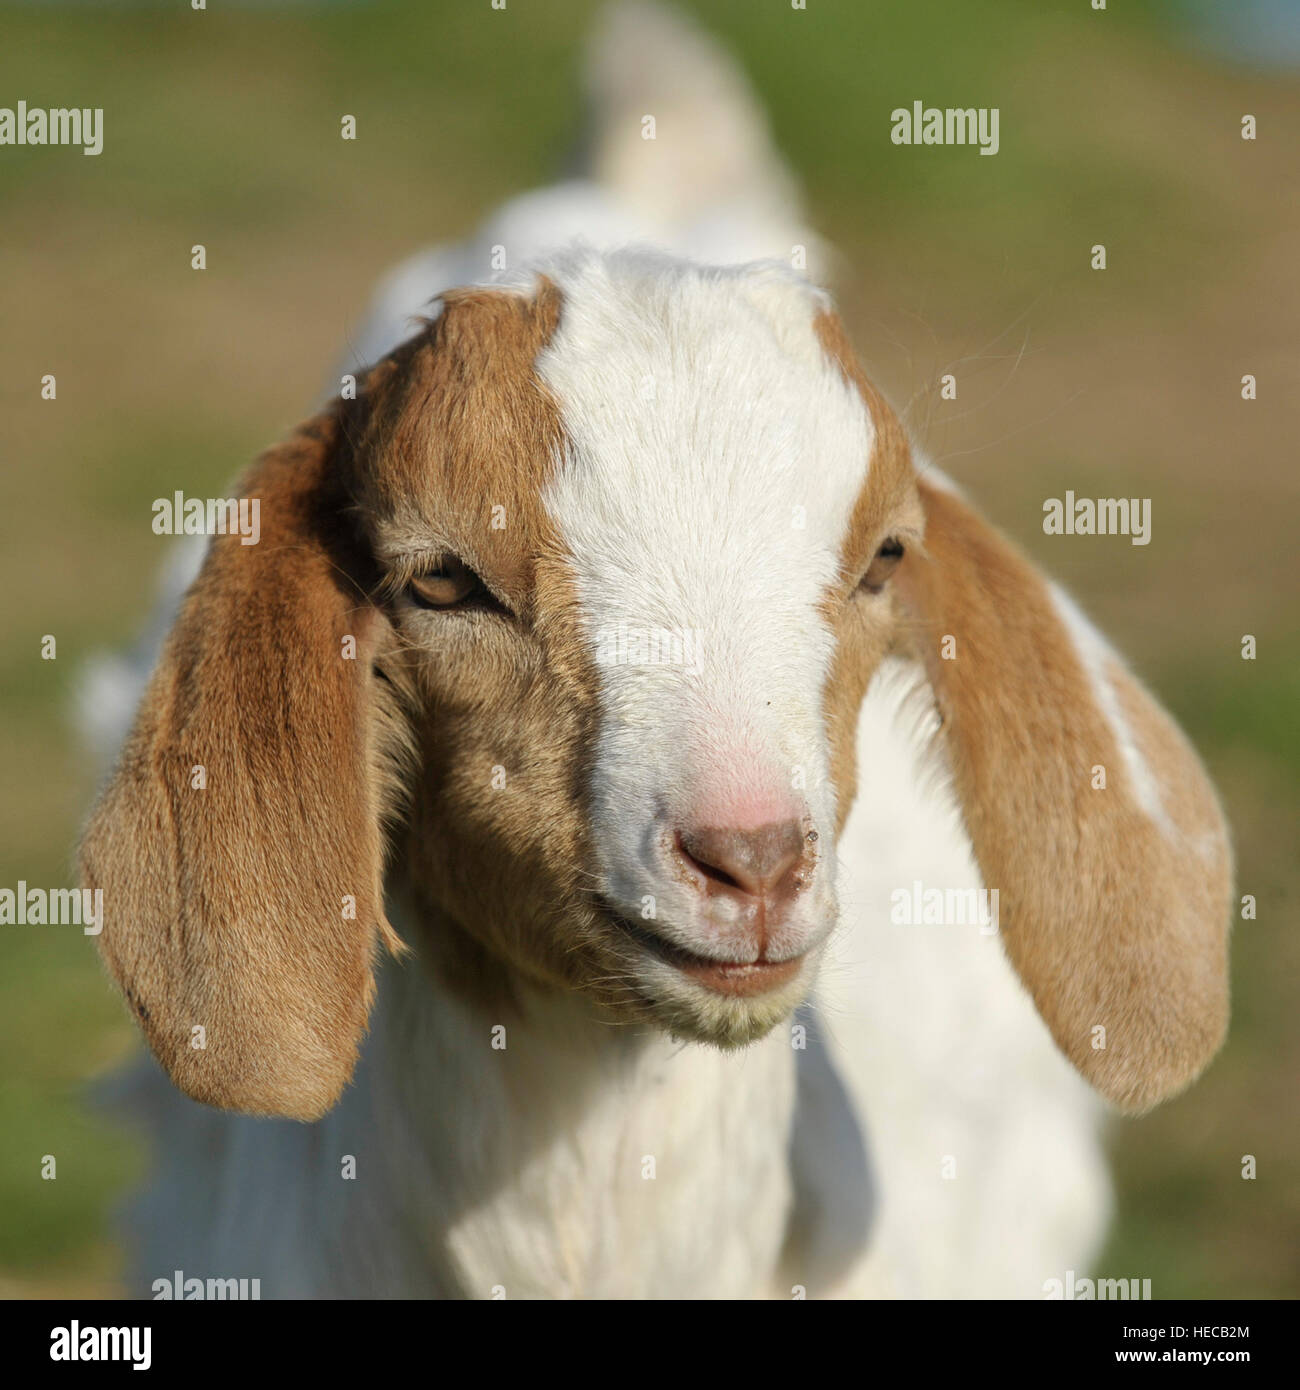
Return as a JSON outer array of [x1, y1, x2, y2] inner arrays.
[[675, 832, 746, 891], [675, 820, 807, 900]]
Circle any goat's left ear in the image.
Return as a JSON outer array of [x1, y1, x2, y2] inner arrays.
[[80, 406, 402, 1121], [894, 477, 1232, 1113]]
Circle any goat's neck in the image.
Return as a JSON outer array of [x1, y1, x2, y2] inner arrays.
[[354, 911, 799, 1298]]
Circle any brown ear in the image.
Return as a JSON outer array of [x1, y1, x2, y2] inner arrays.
[[80, 408, 401, 1120], [894, 477, 1232, 1113]]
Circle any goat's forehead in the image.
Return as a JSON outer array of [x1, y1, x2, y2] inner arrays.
[[361, 262, 903, 628], [534, 262, 878, 610]]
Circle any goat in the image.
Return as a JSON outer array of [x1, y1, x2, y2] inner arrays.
[[79, 3, 1231, 1299]]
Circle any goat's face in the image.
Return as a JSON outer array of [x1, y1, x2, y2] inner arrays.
[[358, 256, 921, 1048]]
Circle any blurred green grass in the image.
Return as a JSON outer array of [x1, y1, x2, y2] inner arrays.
[[1, 0, 1296, 1297]]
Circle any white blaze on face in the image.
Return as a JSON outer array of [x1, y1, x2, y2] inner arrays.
[[537, 250, 875, 957]]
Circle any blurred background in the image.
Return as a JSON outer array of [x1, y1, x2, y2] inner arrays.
[[0, 0, 1295, 1298]]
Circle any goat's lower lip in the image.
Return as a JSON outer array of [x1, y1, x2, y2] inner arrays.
[[671, 953, 804, 997], [604, 907, 806, 997]]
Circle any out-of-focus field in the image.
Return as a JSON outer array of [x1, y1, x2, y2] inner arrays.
[[0, 0, 1295, 1297]]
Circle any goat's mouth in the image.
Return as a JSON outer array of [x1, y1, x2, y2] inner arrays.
[[599, 904, 809, 1000]]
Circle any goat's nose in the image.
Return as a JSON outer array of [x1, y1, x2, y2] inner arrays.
[[675, 820, 808, 903]]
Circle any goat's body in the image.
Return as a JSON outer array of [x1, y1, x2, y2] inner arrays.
[[113, 671, 1108, 1299], [92, 4, 1132, 1299]]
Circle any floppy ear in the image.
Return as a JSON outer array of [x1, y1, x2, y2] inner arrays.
[[80, 407, 402, 1121], [894, 476, 1232, 1113]]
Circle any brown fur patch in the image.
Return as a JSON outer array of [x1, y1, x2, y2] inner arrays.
[[357, 280, 613, 1017]]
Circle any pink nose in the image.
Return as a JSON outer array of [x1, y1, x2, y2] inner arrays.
[[674, 820, 809, 909]]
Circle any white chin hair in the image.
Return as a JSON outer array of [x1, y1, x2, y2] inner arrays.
[[636, 956, 815, 1049]]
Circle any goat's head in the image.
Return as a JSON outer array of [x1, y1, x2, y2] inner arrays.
[[81, 249, 1232, 1121]]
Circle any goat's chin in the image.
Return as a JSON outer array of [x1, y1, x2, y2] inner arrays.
[[645, 977, 814, 1050], [596, 944, 824, 1050]]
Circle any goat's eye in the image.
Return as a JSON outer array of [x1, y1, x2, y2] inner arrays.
[[859, 537, 905, 594], [407, 556, 486, 611]]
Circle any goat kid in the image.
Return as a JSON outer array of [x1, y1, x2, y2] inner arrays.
[[79, 5, 1231, 1299]]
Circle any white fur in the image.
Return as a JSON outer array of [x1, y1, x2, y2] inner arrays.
[[86, 1, 1111, 1299], [1050, 583, 1175, 838], [114, 934, 798, 1299]]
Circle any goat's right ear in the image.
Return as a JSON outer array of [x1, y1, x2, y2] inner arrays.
[[80, 406, 401, 1121]]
